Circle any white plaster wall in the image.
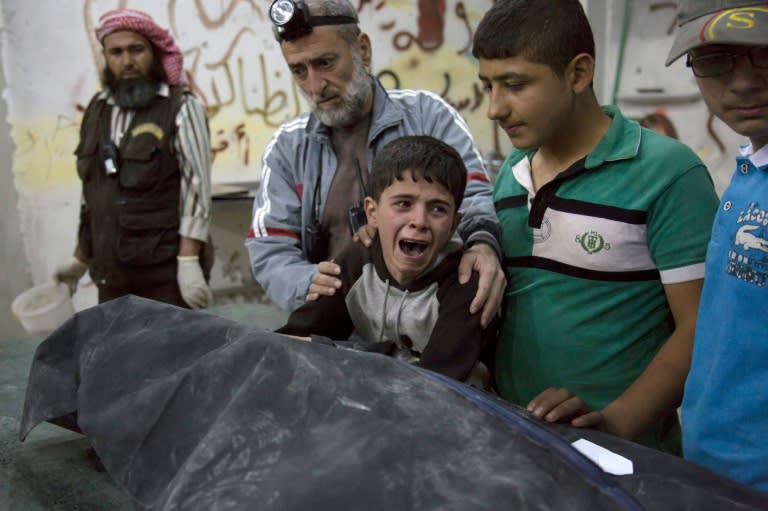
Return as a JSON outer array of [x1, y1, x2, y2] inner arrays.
[[595, 0, 745, 195], [0, 2, 31, 341]]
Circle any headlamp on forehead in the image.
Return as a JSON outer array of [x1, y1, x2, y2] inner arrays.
[[269, 0, 358, 42]]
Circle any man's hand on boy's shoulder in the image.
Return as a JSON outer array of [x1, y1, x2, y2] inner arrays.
[[353, 224, 377, 247], [458, 242, 506, 328]]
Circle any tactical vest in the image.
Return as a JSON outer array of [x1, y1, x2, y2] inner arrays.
[[75, 89, 184, 288]]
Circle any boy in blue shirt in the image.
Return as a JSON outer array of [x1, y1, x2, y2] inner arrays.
[[666, 0, 768, 493]]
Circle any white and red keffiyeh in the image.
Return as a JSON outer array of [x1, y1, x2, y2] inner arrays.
[[95, 8, 186, 86]]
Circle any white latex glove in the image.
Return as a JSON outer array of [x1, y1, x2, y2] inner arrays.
[[53, 257, 88, 295], [177, 255, 213, 309]]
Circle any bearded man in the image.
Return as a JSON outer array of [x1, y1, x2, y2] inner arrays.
[[54, 8, 214, 309], [247, 0, 505, 325]]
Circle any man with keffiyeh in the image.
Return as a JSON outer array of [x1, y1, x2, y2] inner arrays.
[[54, 8, 214, 309]]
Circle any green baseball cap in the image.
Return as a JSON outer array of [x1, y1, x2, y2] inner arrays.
[[666, 0, 768, 65]]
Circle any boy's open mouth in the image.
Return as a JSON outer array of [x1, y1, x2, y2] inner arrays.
[[399, 239, 429, 257]]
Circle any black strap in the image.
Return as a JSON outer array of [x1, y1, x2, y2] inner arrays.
[[99, 100, 119, 175], [310, 146, 323, 223], [354, 157, 367, 200], [311, 15, 358, 27]]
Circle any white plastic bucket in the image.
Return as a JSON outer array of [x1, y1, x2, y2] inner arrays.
[[11, 282, 75, 336]]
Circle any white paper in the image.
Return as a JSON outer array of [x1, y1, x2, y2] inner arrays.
[[571, 438, 634, 476]]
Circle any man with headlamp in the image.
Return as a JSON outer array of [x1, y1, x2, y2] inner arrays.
[[247, 0, 504, 327]]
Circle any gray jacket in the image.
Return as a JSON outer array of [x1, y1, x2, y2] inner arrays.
[[247, 77, 499, 312]]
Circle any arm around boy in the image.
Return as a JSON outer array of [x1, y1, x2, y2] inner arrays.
[[247, 0, 504, 324]]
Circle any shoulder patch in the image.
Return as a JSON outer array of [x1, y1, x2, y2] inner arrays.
[[131, 122, 165, 141]]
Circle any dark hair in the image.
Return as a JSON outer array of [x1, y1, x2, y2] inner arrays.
[[472, 0, 595, 75], [368, 136, 466, 210]]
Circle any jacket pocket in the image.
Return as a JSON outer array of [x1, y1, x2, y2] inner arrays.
[[118, 143, 160, 190], [116, 210, 179, 266], [74, 138, 98, 182]]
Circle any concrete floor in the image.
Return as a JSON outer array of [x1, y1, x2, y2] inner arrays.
[[0, 302, 287, 510]]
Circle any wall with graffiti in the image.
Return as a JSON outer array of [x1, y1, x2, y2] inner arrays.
[[5, 0, 506, 187], [2, 0, 510, 302], [1, 0, 746, 310]]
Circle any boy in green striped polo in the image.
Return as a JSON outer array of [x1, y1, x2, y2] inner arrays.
[[473, 0, 720, 452]]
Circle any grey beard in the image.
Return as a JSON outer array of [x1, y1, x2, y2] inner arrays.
[[304, 58, 372, 129], [111, 78, 160, 109]]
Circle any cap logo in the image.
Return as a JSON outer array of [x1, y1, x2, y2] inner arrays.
[[701, 6, 768, 42]]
